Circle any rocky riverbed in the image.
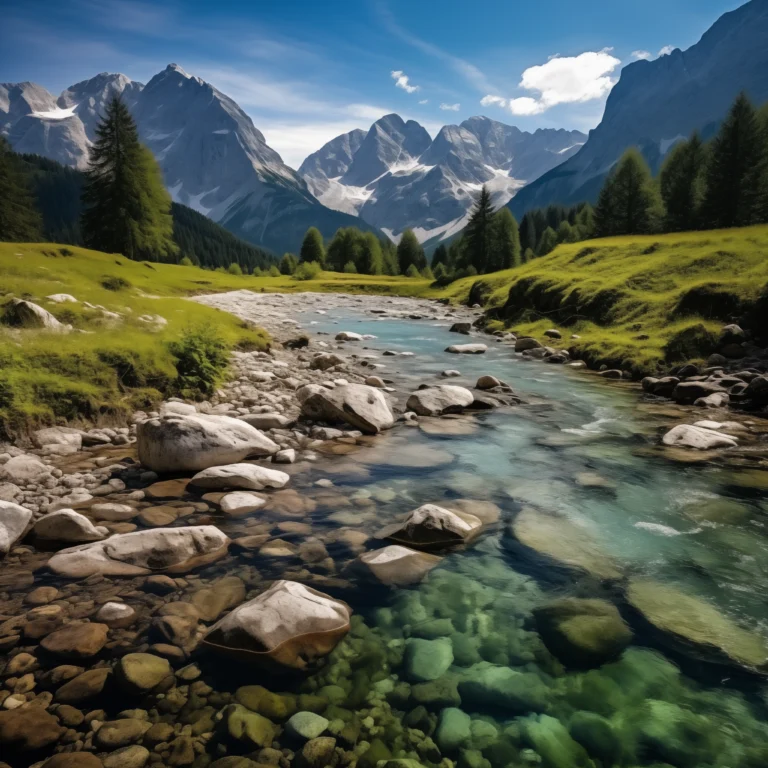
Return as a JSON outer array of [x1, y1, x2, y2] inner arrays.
[[1, 290, 768, 768]]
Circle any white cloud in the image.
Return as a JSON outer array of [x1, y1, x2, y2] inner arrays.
[[508, 97, 548, 116], [391, 69, 420, 93], [418, 99, 429, 104], [480, 95, 507, 108], [632, 50, 652, 60], [440, 103, 460, 111], [658, 45, 675, 56], [500, 49, 621, 116]]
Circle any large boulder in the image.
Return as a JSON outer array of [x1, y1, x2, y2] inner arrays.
[[0, 500, 33, 556], [33, 509, 109, 543], [662, 424, 738, 450], [309, 353, 345, 371], [0, 455, 51, 485], [0, 706, 65, 752], [203, 580, 351, 670], [355, 545, 442, 586], [515, 337, 542, 352], [626, 579, 768, 673], [40, 622, 109, 659], [137, 413, 279, 473], [672, 381, 726, 405], [744, 375, 768, 403], [533, 598, 633, 668], [2, 298, 70, 332], [190, 463, 289, 491], [32, 426, 83, 450], [377, 503, 483, 550], [117, 652, 172, 694], [48, 526, 229, 578], [406, 385, 474, 416], [299, 383, 394, 434], [445, 343, 487, 354]]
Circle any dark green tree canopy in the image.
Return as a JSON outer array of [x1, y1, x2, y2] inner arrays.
[[0, 136, 42, 242], [464, 185, 495, 273], [660, 133, 707, 232], [300, 226, 325, 265], [489, 207, 521, 271], [397, 229, 426, 274]]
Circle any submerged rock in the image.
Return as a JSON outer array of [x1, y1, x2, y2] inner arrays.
[[626, 578, 768, 673], [299, 383, 394, 434], [534, 598, 633, 668], [406, 385, 474, 416], [458, 663, 550, 713], [48, 526, 229, 578], [203, 580, 351, 670], [507, 507, 622, 581], [137, 413, 278, 473], [377, 503, 483, 550], [521, 714, 593, 768], [286, 711, 330, 740], [355, 545, 442, 586], [662, 424, 738, 450], [117, 652, 172, 693], [405, 637, 454, 682]]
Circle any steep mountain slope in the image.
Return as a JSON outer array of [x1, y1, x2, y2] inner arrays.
[[300, 114, 585, 242], [1, 65, 383, 254], [508, 0, 768, 219]]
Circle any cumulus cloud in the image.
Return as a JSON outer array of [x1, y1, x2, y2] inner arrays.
[[658, 45, 675, 56], [418, 99, 429, 104], [440, 102, 460, 111], [632, 50, 652, 60], [508, 97, 548, 116], [480, 94, 507, 107], [391, 69, 419, 93]]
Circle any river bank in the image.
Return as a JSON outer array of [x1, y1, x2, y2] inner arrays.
[[1, 289, 768, 768]]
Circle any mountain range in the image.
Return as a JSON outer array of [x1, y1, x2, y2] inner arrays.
[[0, 64, 382, 255], [299, 115, 585, 243], [508, 0, 768, 220]]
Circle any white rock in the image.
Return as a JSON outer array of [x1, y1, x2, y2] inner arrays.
[[33, 509, 108, 543], [0, 501, 33, 556], [159, 401, 197, 417], [191, 463, 290, 491], [2, 298, 70, 332], [299, 383, 394, 434], [406, 385, 474, 416], [203, 580, 351, 668], [357, 545, 442, 586], [445, 344, 487, 354], [137, 413, 279, 473], [48, 526, 229, 578], [335, 331, 363, 341], [239, 413, 293, 430], [662, 424, 738, 450], [95, 601, 136, 628], [378, 503, 483, 549], [46, 294, 78, 303], [219, 491, 268, 517], [274, 449, 297, 464], [32, 426, 83, 450], [0, 455, 51, 485]]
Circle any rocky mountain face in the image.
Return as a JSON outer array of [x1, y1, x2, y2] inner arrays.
[[508, 0, 768, 219], [300, 114, 584, 243], [0, 65, 381, 254]]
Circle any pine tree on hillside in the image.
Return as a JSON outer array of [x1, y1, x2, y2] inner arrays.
[[575, 204, 595, 239], [660, 133, 708, 232], [381, 237, 400, 275], [431, 243, 449, 270], [489, 207, 521, 270], [300, 226, 325, 265], [537, 226, 558, 256], [519, 213, 537, 254], [0, 137, 42, 241], [361, 232, 384, 275], [464, 185, 495, 273], [702, 93, 768, 228], [594, 148, 663, 237], [279, 253, 298, 274], [81, 96, 176, 261], [557, 220, 575, 243], [397, 229, 425, 274]]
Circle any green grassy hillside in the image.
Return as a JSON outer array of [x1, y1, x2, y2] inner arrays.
[[438, 226, 768, 374]]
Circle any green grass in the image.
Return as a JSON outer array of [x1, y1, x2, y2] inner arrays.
[[434, 226, 768, 375], [0, 243, 270, 436]]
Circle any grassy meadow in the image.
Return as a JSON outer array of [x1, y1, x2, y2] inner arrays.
[[2, 226, 767, 435]]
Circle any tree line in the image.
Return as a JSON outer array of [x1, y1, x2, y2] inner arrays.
[[594, 92, 768, 237], [0, 97, 275, 272]]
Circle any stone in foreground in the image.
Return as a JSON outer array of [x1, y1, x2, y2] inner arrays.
[[662, 424, 738, 450], [137, 413, 278, 473], [299, 383, 394, 434], [355, 545, 442, 586], [377, 503, 483, 550], [203, 580, 351, 670], [406, 385, 474, 416], [48, 526, 229, 578], [33, 509, 108, 543], [626, 579, 768, 673], [534, 597, 633, 668], [445, 343, 487, 354], [0, 501, 33, 556]]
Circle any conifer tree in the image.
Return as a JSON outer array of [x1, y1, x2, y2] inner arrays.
[[519, 213, 537, 254], [702, 93, 768, 228], [594, 148, 663, 237], [81, 96, 176, 260], [431, 243, 449, 270], [660, 133, 707, 231], [537, 226, 558, 256], [523, 247, 535, 264], [489, 207, 521, 270], [557, 220, 574, 243], [279, 253, 298, 275], [576, 204, 595, 239], [397, 229, 425, 274], [0, 137, 42, 241], [300, 226, 325, 265], [464, 185, 495, 273], [381, 237, 400, 275], [361, 232, 384, 274]]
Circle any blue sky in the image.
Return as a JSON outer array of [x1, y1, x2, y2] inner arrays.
[[1, 0, 745, 168]]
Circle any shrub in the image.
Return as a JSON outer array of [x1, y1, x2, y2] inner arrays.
[[168, 324, 229, 397], [179, 256, 194, 267], [268, 265, 281, 277], [343, 261, 358, 273], [406, 264, 420, 278], [252, 267, 264, 276], [294, 261, 321, 281], [228, 262, 243, 275], [101, 275, 131, 291]]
